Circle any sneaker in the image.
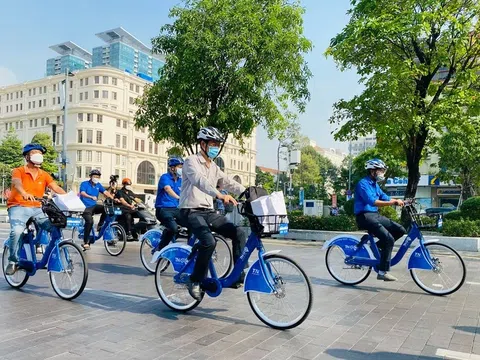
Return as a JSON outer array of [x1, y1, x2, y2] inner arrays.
[[126, 233, 135, 241], [187, 281, 203, 301], [377, 272, 397, 281], [5, 262, 18, 275], [227, 271, 246, 289]]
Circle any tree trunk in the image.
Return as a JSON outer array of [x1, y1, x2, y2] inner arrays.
[[462, 170, 476, 200]]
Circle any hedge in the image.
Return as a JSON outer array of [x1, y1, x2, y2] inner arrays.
[[444, 210, 463, 221], [442, 219, 480, 237], [460, 197, 480, 220], [289, 214, 358, 232]]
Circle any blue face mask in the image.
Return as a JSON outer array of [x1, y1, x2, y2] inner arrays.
[[176, 168, 183, 177], [207, 146, 220, 159]]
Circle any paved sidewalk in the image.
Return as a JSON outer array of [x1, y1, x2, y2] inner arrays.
[[0, 229, 480, 359]]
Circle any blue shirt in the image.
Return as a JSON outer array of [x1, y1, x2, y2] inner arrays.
[[79, 180, 106, 208], [155, 173, 182, 208], [354, 176, 390, 215], [215, 190, 227, 210]]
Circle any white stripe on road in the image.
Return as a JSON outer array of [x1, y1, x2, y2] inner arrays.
[[84, 288, 147, 302], [467, 281, 480, 286], [436, 349, 480, 359]]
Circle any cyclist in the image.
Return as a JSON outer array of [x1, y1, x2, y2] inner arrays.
[[179, 126, 246, 300], [115, 178, 137, 240], [354, 158, 406, 281], [154, 157, 183, 251], [79, 169, 115, 250], [5, 143, 66, 275]]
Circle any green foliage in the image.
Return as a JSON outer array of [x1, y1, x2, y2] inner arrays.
[[135, 0, 312, 154], [255, 167, 275, 193], [444, 210, 463, 221], [343, 199, 354, 216], [0, 129, 23, 168], [30, 133, 58, 175], [378, 206, 399, 222], [289, 214, 358, 232], [166, 145, 185, 157], [460, 197, 480, 220], [327, 0, 480, 199], [442, 220, 480, 237]]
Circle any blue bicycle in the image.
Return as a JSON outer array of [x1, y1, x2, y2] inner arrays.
[[140, 226, 232, 277], [2, 197, 88, 300], [324, 199, 466, 295], [154, 203, 313, 329], [68, 200, 127, 256]]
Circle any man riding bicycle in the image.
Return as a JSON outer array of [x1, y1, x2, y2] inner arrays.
[[79, 169, 114, 250], [155, 157, 183, 251], [5, 143, 66, 275], [180, 126, 246, 300], [354, 158, 406, 281], [115, 178, 137, 240]]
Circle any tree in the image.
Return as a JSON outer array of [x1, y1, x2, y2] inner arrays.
[[166, 145, 185, 158], [31, 133, 58, 175], [327, 0, 480, 199], [437, 119, 480, 200], [135, 0, 312, 154], [275, 121, 303, 191], [255, 167, 275, 193], [0, 128, 23, 169]]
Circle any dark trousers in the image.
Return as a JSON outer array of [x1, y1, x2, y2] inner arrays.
[[82, 204, 106, 244], [179, 209, 246, 282], [120, 207, 135, 234], [356, 212, 406, 271], [156, 208, 180, 251]]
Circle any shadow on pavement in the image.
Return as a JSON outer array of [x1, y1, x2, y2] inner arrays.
[[88, 262, 150, 277], [326, 349, 440, 359], [453, 325, 478, 334]]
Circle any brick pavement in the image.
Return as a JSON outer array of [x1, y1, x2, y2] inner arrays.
[[0, 225, 480, 359]]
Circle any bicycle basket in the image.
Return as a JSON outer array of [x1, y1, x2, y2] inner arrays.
[[42, 201, 68, 228], [247, 214, 288, 235]]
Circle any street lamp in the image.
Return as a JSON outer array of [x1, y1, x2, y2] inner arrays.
[[108, 145, 115, 175], [61, 68, 75, 190]]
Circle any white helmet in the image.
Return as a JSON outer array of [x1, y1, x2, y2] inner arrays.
[[197, 126, 225, 142], [365, 158, 388, 170]]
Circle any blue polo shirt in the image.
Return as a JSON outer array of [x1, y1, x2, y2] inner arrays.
[[354, 176, 390, 215], [155, 173, 182, 208], [79, 180, 106, 208]]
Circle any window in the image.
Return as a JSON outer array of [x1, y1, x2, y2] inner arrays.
[[69, 81, 73, 89], [20, 121, 23, 129], [41, 118, 45, 126], [97, 114, 103, 123], [77, 113, 83, 122], [129, 83, 134, 91], [137, 161, 155, 185], [33, 88, 36, 96], [43, 99, 46, 106], [95, 76, 100, 84], [135, 138, 139, 151], [77, 130, 83, 143], [39, 87, 42, 95], [77, 166, 82, 179], [69, 95, 72, 103], [112, 92, 117, 100], [53, 84, 56, 91], [86, 130, 93, 144], [29, 89, 31, 96], [85, 78, 89, 86], [46, 117, 50, 125], [80, 93, 83, 101], [96, 131, 102, 144], [57, 116, 61, 124], [116, 119, 121, 127], [87, 113, 93, 122], [16, 104, 18, 111], [34, 119, 38, 127], [102, 90, 108, 99], [43, 86, 46, 93], [15, 122, 18, 129], [122, 170, 126, 179], [112, 78, 117, 86], [20, 91, 23, 98], [116, 154, 120, 165], [29, 120, 33, 127], [94, 90, 99, 98], [141, 127, 145, 133], [52, 97, 56, 105], [116, 134, 121, 148], [149, 142, 153, 154], [85, 166, 92, 178], [121, 155, 126, 166], [57, 96, 60, 104], [123, 120, 127, 129], [77, 150, 82, 161], [28, 102, 31, 109], [85, 92, 88, 100], [122, 136, 127, 149], [96, 152, 102, 162], [80, 79, 83, 86], [141, 140, 145, 152], [115, 168, 120, 176], [39, 100, 42, 107], [86, 151, 92, 162], [135, 85, 140, 93], [129, 97, 135, 105], [20, 103, 23, 111], [154, 143, 158, 155], [103, 76, 109, 84], [4, 123, 7, 131], [56, 132, 60, 145]]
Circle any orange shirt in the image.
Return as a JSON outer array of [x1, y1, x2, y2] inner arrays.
[[7, 166, 54, 208]]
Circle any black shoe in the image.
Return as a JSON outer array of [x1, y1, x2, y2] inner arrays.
[[126, 233, 135, 241], [187, 281, 203, 301], [227, 271, 245, 289]]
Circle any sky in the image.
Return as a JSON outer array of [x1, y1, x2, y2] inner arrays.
[[0, 0, 362, 169]]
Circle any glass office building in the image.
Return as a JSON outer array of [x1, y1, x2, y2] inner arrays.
[[46, 42, 92, 76]]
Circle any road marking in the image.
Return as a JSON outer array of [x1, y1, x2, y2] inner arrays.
[[84, 288, 147, 302], [436, 348, 480, 359], [466, 281, 480, 286]]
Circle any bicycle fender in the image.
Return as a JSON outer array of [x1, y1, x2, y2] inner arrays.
[[151, 243, 195, 273], [47, 244, 64, 273], [407, 240, 439, 270], [141, 228, 163, 248], [322, 235, 375, 259], [243, 250, 281, 295]]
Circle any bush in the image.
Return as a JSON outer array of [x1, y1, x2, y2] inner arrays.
[[344, 199, 354, 216], [288, 210, 303, 217], [442, 219, 480, 237], [289, 214, 358, 232], [379, 206, 399, 221], [460, 197, 480, 220], [444, 210, 463, 221]]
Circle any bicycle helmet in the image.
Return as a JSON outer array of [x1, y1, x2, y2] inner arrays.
[[197, 126, 225, 142], [89, 169, 101, 177], [122, 178, 132, 185], [168, 157, 184, 167], [22, 143, 46, 156], [365, 158, 388, 170]]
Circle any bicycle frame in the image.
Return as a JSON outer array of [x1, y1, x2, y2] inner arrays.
[[74, 213, 118, 243]]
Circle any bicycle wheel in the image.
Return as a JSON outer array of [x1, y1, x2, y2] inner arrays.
[[247, 254, 313, 330], [410, 243, 466, 296], [213, 235, 233, 279], [140, 238, 156, 273], [70, 227, 83, 247], [49, 241, 88, 300], [325, 245, 371, 285], [104, 224, 127, 256], [155, 256, 202, 312], [2, 246, 29, 288]]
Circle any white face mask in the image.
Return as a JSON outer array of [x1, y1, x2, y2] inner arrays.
[[176, 168, 183, 177], [91, 178, 100, 184], [29, 153, 44, 166], [125, 185, 133, 191]]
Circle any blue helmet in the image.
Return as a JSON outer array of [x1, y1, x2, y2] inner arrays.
[[168, 157, 184, 167], [22, 143, 46, 156], [365, 158, 388, 170]]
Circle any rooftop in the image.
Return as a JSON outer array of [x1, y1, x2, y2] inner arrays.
[[49, 41, 92, 61]]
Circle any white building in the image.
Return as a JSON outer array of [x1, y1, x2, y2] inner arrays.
[[350, 134, 377, 156], [0, 67, 256, 194]]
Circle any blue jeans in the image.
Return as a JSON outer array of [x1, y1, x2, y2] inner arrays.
[[7, 206, 52, 262]]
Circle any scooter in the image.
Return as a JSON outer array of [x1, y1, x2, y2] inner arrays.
[[117, 199, 157, 241]]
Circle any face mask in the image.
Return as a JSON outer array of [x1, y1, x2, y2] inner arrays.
[[375, 173, 386, 182], [91, 178, 100, 184], [176, 168, 183, 177], [125, 185, 133, 191], [29, 153, 44, 166], [207, 146, 220, 159]]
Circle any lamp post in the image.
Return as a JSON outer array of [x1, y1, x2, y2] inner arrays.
[[108, 145, 114, 175], [1, 172, 5, 205], [61, 68, 75, 190]]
